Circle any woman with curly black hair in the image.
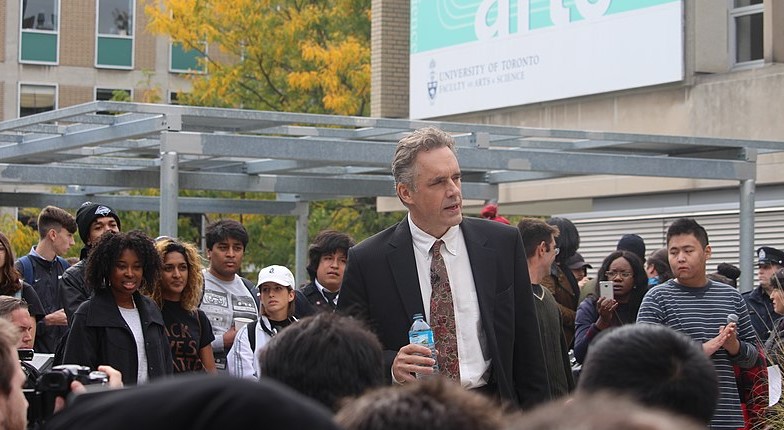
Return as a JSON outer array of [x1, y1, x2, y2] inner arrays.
[[573, 250, 649, 363], [147, 238, 215, 373], [63, 230, 172, 384]]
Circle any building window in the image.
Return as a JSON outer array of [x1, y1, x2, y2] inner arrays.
[[731, 0, 764, 67], [20, 0, 60, 64], [19, 84, 57, 117], [168, 91, 180, 105], [170, 41, 207, 74], [96, 88, 132, 101], [96, 0, 134, 69]]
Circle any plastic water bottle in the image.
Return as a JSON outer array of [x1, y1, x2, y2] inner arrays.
[[408, 313, 439, 378]]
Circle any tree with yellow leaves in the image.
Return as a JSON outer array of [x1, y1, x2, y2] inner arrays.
[[145, 0, 370, 115]]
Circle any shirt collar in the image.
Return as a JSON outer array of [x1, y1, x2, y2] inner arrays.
[[408, 213, 460, 258], [314, 279, 336, 296], [29, 247, 53, 263]]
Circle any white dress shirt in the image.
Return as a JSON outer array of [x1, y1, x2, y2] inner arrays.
[[408, 214, 490, 388]]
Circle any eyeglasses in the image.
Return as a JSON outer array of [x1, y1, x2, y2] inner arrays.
[[553, 247, 560, 256], [605, 271, 633, 280]]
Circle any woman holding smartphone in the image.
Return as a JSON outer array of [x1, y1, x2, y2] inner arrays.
[[573, 250, 648, 364], [63, 230, 173, 384]]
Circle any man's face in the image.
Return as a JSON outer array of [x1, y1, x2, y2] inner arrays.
[[1, 346, 28, 430], [207, 237, 244, 281], [316, 250, 347, 293], [668, 234, 711, 288], [759, 263, 781, 290], [397, 146, 463, 238], [50, 226, 75, 256], [8, 309, 33, 350], [88, 216, 120, 245]]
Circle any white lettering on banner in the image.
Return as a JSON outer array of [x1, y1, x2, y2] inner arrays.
[[475, 0, 613, 41], [475, 0, 510, 40]]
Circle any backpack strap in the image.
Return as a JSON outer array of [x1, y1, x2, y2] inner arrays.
[[18, 255, 69, 286], [240, 277, 260, 311], [247, 320, 257, 352], [55, 256, 71, 272], [18, 256, 34, 286]]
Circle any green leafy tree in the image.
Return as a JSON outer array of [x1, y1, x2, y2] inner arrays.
[[145, 0, 370, 115]]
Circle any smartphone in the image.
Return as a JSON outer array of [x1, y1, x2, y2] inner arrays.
[[599, 281, 614, 301]]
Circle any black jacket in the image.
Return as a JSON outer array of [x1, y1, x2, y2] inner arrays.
[[60, 259, 89, 324], [15, 252, 69, 353], [299, 282, 335, 313], [63, 288, 173, 384]]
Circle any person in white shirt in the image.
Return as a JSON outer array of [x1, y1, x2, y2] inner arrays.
[[228, 265, 297, 379]]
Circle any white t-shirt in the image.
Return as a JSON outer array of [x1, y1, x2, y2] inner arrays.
[[118, 305, 149, 384]]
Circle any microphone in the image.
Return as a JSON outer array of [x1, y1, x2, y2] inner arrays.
[[727, 313, 739, 325]]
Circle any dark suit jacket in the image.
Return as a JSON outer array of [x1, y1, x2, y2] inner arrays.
[[337, 216, 550, 408]]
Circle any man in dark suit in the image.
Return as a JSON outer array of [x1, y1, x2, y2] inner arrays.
[[337, 127, 550, 408]]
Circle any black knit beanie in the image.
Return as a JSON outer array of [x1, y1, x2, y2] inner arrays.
[[75, 202, 121, 244]]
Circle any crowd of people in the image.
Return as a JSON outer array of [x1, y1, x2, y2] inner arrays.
[[0, 126, 782, 430]]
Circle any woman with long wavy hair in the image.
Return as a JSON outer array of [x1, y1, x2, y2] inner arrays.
[[148, 238, 215, 373], [0, 232, 45, 323]]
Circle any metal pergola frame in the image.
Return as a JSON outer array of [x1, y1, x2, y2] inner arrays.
[[1, 101, 781, 286]]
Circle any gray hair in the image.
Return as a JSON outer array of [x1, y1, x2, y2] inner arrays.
[[0, 296, 27, 320], [391, 127, 456, 190]]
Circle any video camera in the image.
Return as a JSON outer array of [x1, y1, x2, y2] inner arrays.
[[23, 362, 108, 427]]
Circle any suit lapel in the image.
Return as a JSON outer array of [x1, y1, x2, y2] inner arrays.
[[387, 219, 426, 320], [461, 218, 497, 326]]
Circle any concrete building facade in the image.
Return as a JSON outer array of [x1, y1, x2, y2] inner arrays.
[[1, 0, 203, 120], [371, 0, 784, 285]]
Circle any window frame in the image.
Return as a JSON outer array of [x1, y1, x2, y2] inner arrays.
[[94, 0, 136, 70], [19, 0, 61, 65], [729, 0, 765, 69], [94, 87, 134, 101], [168, 91, 180, 105], [18, 82, 58, 118]]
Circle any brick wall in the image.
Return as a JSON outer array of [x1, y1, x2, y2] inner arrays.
[[59, 85, 93, 108], [370, 0, 409, 118], [135, 0, 155, 70], [60, 0, 95, 67], [0, 2, 6, 62]]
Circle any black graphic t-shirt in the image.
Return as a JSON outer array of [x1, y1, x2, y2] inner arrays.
[[162, 300, 215, 373]]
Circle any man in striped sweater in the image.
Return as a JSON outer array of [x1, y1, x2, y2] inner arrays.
[[637, 217, 758, 430]]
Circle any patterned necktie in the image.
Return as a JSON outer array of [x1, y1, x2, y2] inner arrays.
[[430, 240, 460, 380]]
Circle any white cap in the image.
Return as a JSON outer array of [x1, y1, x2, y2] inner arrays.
[[256, 265, 295, 288]]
